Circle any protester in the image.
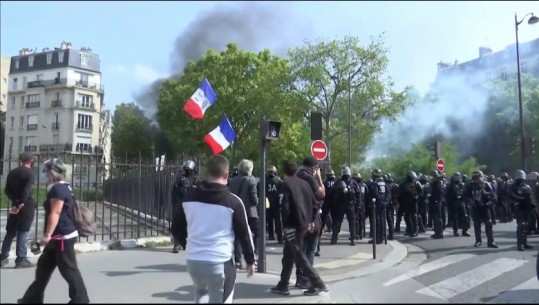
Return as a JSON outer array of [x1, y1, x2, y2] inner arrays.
[[18, 158, 89, 304], [176, 155, 256, 303]]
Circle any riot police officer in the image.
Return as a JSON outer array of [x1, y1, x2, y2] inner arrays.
[[353, 173, 368, 240], [367, 168, 388, 244], [331, 167, 359, 245], [399, 171, 422, 237], [418, 174, 430, 232], [265, 165, 283, 243], [511, 170, 536, 251], [316, 169, 336, 257], [497, 173, 512, 223], [446, 172, 470, 237], [171, 160, 200, 253], [465, 170, 498, 248], [429, 170, 445, 239]]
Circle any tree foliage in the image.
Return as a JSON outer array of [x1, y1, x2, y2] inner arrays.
[[156, 43, 310, 168], [111, 103, 154, 162], [288, 35, 410, 168], [364, 142, 485, 183]]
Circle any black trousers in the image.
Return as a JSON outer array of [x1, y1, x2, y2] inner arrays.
[[385, 205, 394, 238], [266, 207, 283, 242], [279, 229, 324, 288], [496, 199, 511, 223], [394, 204, 405, 232], [235, 217, 259, 263], [355, 203, 365, 239], [450, 200, 470, 233], [418, 200, 428, 231], [472, 206, 494, 244], [516, 208, 531, 246], [404, 200, 418, 236], [331, 204, 356, 241], [20, 237, 89, 304], [429, 201, 444, 236]]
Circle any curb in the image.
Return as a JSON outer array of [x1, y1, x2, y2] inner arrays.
[[8, 236, 173, 259]]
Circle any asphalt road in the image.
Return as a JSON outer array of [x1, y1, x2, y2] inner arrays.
[[327, 221, 539, 303]]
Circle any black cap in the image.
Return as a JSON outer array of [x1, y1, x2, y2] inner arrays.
[[302, 156, 319, 168], [19, 152, 34, 162]]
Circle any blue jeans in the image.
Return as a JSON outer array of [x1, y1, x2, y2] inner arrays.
[[186, 259, 236, 304], [1, 230, 29, 262], [296, 234, 318, 283]]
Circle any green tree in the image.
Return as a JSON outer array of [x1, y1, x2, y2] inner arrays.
[[157, 43, 310, 167], [288, 35, 409, 169], [111, 103, 154, 162]]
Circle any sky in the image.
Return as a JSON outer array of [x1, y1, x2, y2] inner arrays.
[[1, 1, 538, 114]]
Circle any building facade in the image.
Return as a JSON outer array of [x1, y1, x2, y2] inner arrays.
[[435, 37, 539, 85], [1, 56, 9, 112], [1, 42, 111, 185]]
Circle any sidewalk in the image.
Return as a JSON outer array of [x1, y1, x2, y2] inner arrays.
[[0, 229, 407, 303]]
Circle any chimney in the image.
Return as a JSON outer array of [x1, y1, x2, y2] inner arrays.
[[479, 47, 492, 57], [60, 41, 67, 49], [437, 61, 451, 71]]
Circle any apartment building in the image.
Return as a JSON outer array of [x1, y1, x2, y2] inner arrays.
[[435, 37, 539, 85], [1, 42, 111, 184], [1, 56, 9, 112]]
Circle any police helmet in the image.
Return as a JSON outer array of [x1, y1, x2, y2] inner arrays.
[[327, 169, 335, 176], [419, 174, 428, 184], [372, 168, 383, 179], [472, 170, 484, 181], [407, 171, 417, 181], [431, 170, 440, 178], [266, 165, 277, 173], [452, 172, 462, 183], [183, 160, 196, 171], [514, 170, 526, 181], [488, 174, 495, 182], [353, 173, 362, 179], [342, 166, 352, 177]]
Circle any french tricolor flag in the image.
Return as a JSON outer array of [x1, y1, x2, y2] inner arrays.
[[204, 115, 237, 155], [183, 78, 217, 120]]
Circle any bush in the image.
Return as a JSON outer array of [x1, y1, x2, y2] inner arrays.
[[73, 188, 105, 202]]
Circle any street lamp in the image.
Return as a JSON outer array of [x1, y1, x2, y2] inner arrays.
[[515, 12, 538, 171]]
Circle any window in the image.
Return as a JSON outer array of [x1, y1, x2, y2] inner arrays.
[[74, 164, 88, 174], [8, 137, 13, 150], [20, 96, 25, 108], [25, 136, 37, 151], [15, 59, 19, 69], [52, 113, 59, 129], [10, 116, 14, 128], [53, 134, 59, 144], [22, 76, 26, 88], [79, 73, 89, 86], [10, 97, 15, 109], [27, 94, 39, 108], [58, 51, 64, 63], [521, 62, 528, 73], [27, 114, 38, 130], [46, 53, 52, 64], [500, 68, 507, 80], [78, 114, 92, 130], [78, 94, 93, 107], [19, 116, 24, 127], [80, 55, 90, 66], [76, 137, 92, 153], [28, 56, 34, 67], [12, 78, 18, 90], [18, 136, 23, 151]]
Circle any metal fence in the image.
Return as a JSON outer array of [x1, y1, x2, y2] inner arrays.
[[0, 153, 182, 243]]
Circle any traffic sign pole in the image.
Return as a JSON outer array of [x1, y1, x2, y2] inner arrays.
[[436, 159, 445, 172]]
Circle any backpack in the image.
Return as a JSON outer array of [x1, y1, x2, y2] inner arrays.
[[60, 181, 96, 237], [73, 201, 96, 237]]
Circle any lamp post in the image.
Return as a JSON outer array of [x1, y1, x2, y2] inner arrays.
[[515, 12, 538, 171]]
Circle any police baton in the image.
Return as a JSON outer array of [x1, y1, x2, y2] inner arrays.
[[372, 198, 376, 260]]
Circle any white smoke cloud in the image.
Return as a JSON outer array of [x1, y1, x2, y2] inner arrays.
[[363, 71, 491, 164]]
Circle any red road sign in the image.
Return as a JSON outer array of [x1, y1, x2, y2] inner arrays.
[[437, 159, 445, 172], [311, 140, 328, 161]]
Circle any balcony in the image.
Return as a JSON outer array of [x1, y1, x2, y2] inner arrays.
[[75, 101, 95, 110], [76, 125, 93, 133], [52, 122, 60, 130], [51, 99, 62, 107], [76, 144, 93, 154], [26, 77, 104, 92], [27, 124, 38, 131], [25, 101, 40, 108], [24, 145, 37, 152], [39, 143, 72, 153]]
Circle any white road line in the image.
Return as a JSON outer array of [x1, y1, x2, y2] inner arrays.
[[383, 254, 476, 286], [488, 276, 539, 303], [416, 258, 528, 300]]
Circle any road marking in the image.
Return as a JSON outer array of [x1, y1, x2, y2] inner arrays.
[[489, 276, 539, 303], [383, 254, 476, 286], [416, 257, 528, 300], [314, 251, 372, 269]]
